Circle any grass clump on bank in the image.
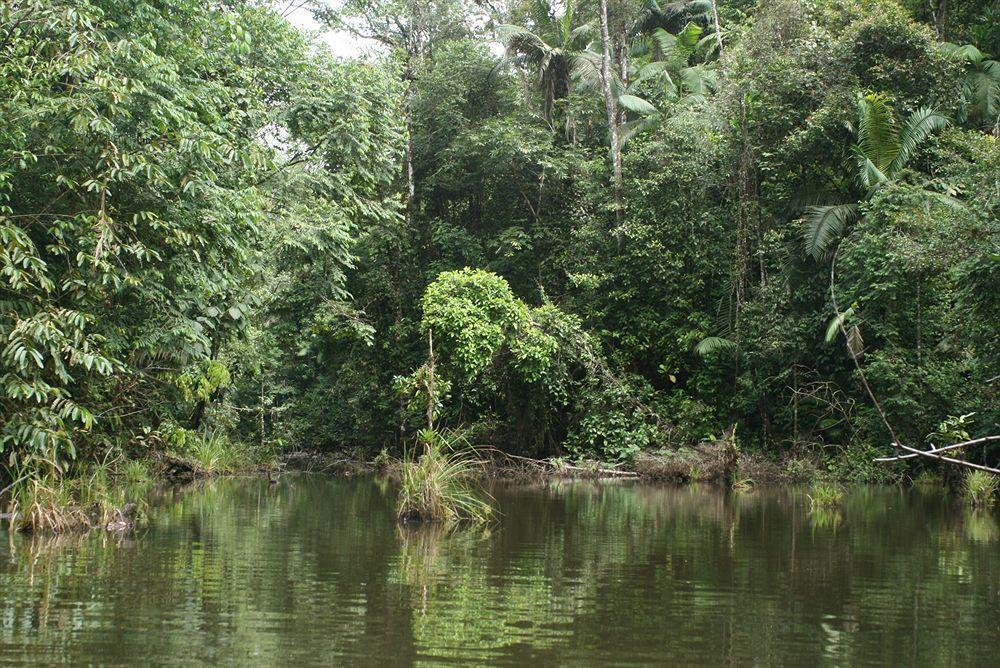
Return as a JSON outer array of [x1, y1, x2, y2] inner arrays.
[[165, 427, 273, 476], [963, 470, 999, 509], [807, 480, 844, 508], [3, 458, 149, 533], [397, 430, 492, 525]]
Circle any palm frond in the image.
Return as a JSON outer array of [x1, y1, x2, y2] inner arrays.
[[695, 336, 737, 356], [671, 22, 702, 65], [889, 107, 949, 176], [846, 325, 864, 359], [940, 42, 987, 63], [855, 92, 900, 174], [852, 146, 889, 190], [965, 59, 1000, 124], [497, 25, 549, 62], [635, 60, 673, 83], [824, 306, 854, 343], [801, 203, 858, 261], [620, 114, 662, 145], [679, 64, 716, 95], [561, 0, 574, 44], [686, 0, 713, 15], [618, 94, 658, 116], [631, 0, 690, 35], [695, 32, 721, 58], [568, 22, 597, 50], [571, 51, 624, 96], [651, 27, 677, 59]]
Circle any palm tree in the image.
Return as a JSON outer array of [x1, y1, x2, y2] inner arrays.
[[632, 0, 720, 56], [497, 0, 595, 130], [572, 20, 715, 146], [802, 92, 950, 260], [616, 22, 717, 144], [941, 43, 1000, 132]]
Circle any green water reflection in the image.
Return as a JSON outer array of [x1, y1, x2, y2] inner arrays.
[[1, 476, 997, 666]]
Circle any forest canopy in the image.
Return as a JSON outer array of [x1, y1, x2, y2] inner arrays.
[[1, 0, 998, 481]]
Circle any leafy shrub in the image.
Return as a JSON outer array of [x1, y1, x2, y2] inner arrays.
[[565, 375, 665, 461]]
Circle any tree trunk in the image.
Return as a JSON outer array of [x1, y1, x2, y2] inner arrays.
[[934, 0, 948, 39], [598, 0, 623, 212], [616, 23, 628, 127], [709, 0, 723, 55], [426, 329, 435, 434], [403, 55, 416, 226]]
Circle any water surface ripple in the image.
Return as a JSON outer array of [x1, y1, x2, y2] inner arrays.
[[1, 476, 997, 666]]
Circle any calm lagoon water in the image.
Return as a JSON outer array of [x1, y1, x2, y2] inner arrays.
[[1, 475, 998, 666]]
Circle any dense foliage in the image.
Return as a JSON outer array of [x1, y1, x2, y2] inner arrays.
[[2, 0, 997, 481]]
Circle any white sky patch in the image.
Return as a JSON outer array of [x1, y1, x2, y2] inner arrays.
[[283, 3, 380, 59], [280, 1, 505, 60]]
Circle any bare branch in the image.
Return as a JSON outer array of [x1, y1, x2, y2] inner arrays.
[[874, 435, 1000, 462]]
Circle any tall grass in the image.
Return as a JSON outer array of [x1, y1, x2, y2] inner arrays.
[[186, 430, 244, 473], [397, 430, 492, 525], [167, 428, 264, 475], [963, 470, 999, 509], [121, 458, 152, 484], [4, 456, 147, 533]]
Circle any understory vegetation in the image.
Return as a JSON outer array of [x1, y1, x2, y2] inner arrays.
[[2, 0, 998, 519]]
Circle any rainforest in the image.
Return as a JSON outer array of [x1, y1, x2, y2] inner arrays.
[[4, 0, 998, 494], [2, 0, 1000, 663]]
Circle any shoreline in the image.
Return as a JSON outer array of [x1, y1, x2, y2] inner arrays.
[[0, 444, 939, 535]]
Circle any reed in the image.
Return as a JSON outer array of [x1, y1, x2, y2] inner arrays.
[[4, 464, 142, 533]]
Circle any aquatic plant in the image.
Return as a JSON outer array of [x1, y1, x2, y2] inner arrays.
[[807, 480, 844, 508], [808, 506, 844, 531], [963, 509, 999, 543], [397, 430, 492, 525], [963, 470, 999, 509], [187, 431, 244, 473], [912, 469, 943, 487], [5, 476, 93, 532]]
